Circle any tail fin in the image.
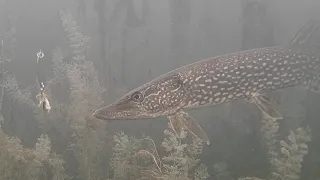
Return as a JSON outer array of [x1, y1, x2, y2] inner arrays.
[[288, 20, 320, 54]]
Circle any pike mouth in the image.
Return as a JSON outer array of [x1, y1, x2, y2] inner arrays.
[[92, 104, 151, 120]]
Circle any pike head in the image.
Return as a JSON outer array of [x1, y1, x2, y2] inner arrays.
[[93, 73, 190, 120]]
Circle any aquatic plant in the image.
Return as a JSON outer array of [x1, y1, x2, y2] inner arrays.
[[34, 134, 69, 180], [108, 132, 145, 180], [0, 122, 67, 180], [239, 115, 311, 180], [2, 64, 67, 180], [212, 161, 234, 180], [260, 116, 280, 167], [0, 13, 68, 180], [59, 9, 104, 127], [57, 10, 108, 180], [1, 7, 110, 179], [108, 123, 210, 180], [159, 123, 210, 180], [271, 127, 311, 180]]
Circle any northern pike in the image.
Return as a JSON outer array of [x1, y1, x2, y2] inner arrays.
[[93, 21, 320, 145]]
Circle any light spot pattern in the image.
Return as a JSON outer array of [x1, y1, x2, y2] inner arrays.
[[175, 46, 320, 108]]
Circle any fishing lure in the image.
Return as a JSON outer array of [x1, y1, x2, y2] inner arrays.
[[35, 50, 51, 113]]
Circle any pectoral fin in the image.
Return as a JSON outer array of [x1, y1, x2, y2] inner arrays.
[[248, 93, 283, 120], [168, 110, 210, 145], [168, 113, 184, 138]]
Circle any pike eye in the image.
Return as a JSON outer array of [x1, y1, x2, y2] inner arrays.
[[131, 92, 144, 102]]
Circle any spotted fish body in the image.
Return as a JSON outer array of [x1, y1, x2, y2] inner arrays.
[[93, 21, 320, 144], [179, 46, 318, 109]]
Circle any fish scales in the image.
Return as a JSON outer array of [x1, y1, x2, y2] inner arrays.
[[177, 46, 317, 108]]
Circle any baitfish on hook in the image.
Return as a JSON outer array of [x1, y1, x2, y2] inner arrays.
[[36, 88, 51, 113]]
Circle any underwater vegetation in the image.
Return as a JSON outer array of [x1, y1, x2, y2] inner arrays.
[[105, 112, 312, 180], [108, 123, 210, 180], [240, 116, 312, 180], [0, 4, 317, 180]]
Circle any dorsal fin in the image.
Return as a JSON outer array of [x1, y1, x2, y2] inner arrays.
[[288, 20, 318, 47]]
